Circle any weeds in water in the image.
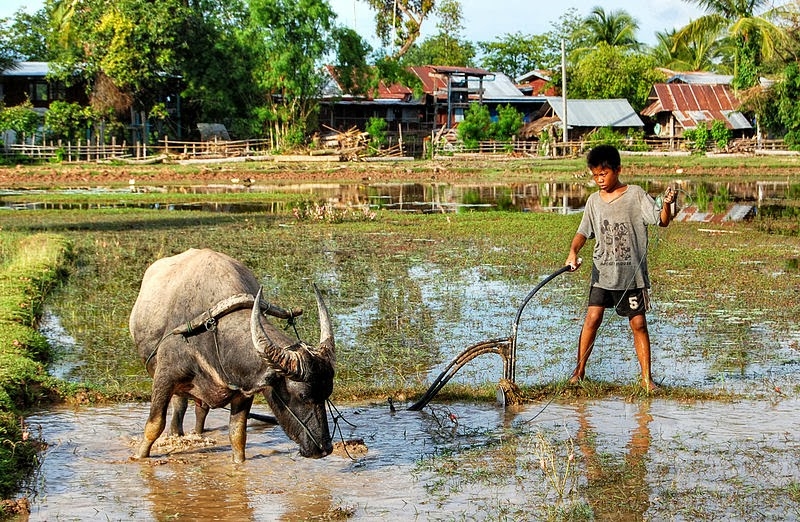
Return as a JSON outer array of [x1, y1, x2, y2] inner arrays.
[[292, 202, 376, 223], [533, 429, 578, 500]]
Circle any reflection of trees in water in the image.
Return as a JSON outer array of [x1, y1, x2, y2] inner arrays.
[[577, 401, 653, 520], [354, 274, 438, 388]]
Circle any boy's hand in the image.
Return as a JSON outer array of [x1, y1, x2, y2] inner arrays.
[[566, 257, 583, 272], [663, 187, 676, 206]]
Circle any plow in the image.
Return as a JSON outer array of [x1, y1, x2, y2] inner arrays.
[[408, 264, 574, 411]]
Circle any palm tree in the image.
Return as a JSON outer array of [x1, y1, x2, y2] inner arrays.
[[673, 0, 793, 89], [580, 6, 641, 50], [651, 27, 732, 72]]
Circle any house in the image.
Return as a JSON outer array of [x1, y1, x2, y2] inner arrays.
[[515, 69, 558, 97], [640, 83, 752, 138], [318, 64, 426, 134], [520, 97, 644, 140], [319, 64, 548, 137], [0, 61, 88, 110], [407, 65, 546, 128]]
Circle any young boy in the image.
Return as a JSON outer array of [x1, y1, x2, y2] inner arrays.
[[565, 145, 675, 391]]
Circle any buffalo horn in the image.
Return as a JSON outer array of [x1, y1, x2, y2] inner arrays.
[[251, 287, 306, 380], [313, 284, 335, 363]]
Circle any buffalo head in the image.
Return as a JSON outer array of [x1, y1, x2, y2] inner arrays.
[[251, 285, 335, 458]]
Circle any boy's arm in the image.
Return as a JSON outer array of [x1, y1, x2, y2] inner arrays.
[[566, 233, 587, 271], [659, 188, 676, 227]]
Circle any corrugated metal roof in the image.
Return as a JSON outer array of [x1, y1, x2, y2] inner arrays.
[[409, 65, 529, 100], [641, 83, 751, 130], [1, 61, 49, 77], [667, 72, 734, 85], [321, 65, 414, 101], [543, 97, 644, 128], [468, 72, 524, 99], [643, 84, 741, 113]]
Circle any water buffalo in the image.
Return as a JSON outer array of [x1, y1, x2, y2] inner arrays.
[[129, 248, 335, 463]]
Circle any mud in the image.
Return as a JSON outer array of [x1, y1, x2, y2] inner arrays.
[[21, 398, 800, 520]]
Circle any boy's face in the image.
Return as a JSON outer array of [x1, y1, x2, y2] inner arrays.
[[590, 166, 621, 193]]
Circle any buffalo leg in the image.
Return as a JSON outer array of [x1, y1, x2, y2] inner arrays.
[[228, 394, 254, 463], [135, 378, 173, 459], [194, 400, 210, 434], [168, 396, 188, 436]]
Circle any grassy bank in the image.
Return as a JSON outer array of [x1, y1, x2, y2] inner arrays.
[[0, 233, 71, 513]]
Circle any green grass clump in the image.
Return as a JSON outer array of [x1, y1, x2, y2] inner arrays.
[[0, 233, 71, 507]]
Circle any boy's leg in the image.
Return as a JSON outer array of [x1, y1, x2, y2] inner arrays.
[[569, 305, 604, 383], [629, 313, 657, 391]]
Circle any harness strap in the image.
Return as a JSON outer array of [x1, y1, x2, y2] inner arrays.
[[172, 293, 304, 338]]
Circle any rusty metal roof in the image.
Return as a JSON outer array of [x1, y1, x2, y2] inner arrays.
[[644, 83, 741, 112], [641, 83, 751, 130]]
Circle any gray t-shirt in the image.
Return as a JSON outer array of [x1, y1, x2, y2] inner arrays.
[[577, 184, 660, 290]]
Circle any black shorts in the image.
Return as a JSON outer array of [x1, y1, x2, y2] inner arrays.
[[588, 287, 649, 317]]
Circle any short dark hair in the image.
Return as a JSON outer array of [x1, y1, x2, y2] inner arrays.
[[586, 144, 621, 171]]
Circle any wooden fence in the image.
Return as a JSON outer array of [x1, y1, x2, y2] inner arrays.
[[4, 138, 131, 162], [2, 136, 795, 163]]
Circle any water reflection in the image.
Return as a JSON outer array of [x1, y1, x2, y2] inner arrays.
[[577, 401, 652, 520], [1, 179, 796, 214], [23, 399, 800, 520]]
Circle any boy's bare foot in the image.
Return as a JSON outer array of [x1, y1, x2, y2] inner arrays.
[[642, 379, 660, 392], [568, 374, 583, 385]]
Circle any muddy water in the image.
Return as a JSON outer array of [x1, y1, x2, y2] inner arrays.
[[22, 398, 800, 520]]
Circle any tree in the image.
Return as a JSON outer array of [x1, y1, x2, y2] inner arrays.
[[745, 60, 800, 149], [578, 6, 641, 51], [673, 0, 792, 90], [650, 27, 732, 72], [47, 0, 197, 130], [247, 0, 338, 148], [401, 0, 474, 66], [567, 43, 666, 112], [490, 104, 523, 141], [457, 102, 491, 148], [478, 32, 548, 80], [0, 8, 53, 62], [362, 0, 435, 58], [331, 27, 375, 96]]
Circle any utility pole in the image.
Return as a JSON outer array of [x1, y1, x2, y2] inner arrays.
[[561, 39, 568, 146]]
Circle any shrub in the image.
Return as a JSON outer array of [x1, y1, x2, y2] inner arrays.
[[490, 104, 523, 141], [366, 117, 388, 153], [457, 103, 491, 149]]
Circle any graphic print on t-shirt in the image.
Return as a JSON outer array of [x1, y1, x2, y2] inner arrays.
[[599, 219, 631, 266]]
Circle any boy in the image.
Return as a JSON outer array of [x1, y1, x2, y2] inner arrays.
[[565, 145, 675, 391]]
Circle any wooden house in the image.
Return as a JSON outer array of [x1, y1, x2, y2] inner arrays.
[[640, 83, 753, 138]]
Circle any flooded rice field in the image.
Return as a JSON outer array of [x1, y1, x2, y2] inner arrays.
[[22, 266, 800, 520], [23, 398, 800, 520], [1, 178, 796, 215]]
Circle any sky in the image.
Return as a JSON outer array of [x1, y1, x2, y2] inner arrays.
[[1, 0, 707, 47]]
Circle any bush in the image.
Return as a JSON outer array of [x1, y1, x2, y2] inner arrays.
[[457, 103, 491, 149], [0, 101, 41, 143], [711, 120, 732, 150], [490, 104, 523, 142], [44, 101, 92, 143], [683, 122, 711, 154], [365, 117, 388, 153]]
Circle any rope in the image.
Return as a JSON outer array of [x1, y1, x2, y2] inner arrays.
[[327, 399, 359, 461], [270, 389, 327, 452]]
